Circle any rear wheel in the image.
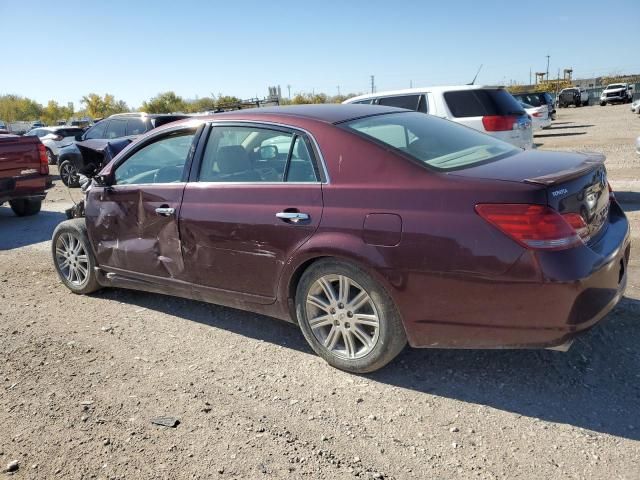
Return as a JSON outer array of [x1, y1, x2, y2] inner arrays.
[[296, 259, 407, 373], [52, 219, 101, 295], [59, 160, 80, 187], [9, 198, 41, 216], [46, 148, 56, 165], [600, 101, 606, 106]]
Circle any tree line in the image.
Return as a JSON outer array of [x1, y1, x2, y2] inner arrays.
[[0, 90, 361, 125]]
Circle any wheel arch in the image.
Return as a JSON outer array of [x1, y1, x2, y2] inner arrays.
[[279, 233, 402, 323]]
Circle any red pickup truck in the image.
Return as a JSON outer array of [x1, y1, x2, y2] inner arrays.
[[0, 134, 52, 216]]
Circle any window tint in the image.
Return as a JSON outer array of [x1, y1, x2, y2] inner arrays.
[[377, 95, 421, 111], [351, 99, 373, 105], [105, 119, 127, 139], [84, 122, 107, 139], [444, 89, 524, 117], [344, 112, 517, 172], [57, 128, 83, 138], [200, 126, 294, 182], [114, 130, 195, 185], [287, 136, 318, 182], [126, 118, 147, 136]]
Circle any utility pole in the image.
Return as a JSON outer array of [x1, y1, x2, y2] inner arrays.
[[370, 75, 375, 94], [529, 68, 532, 86], [337, 85, 341, 96], [286, 84, 291, 99], [546, 55, 550, 81], [410, 80, 413, 88]]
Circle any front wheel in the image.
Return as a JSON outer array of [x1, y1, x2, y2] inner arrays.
[[59, 160, 80, 187], [296, 259, 407, 373], [9, 198, 41, 216], [600, 101, 606, 106], [52, 219, 101, 295]]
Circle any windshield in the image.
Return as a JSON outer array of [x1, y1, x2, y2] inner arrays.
[[606, 84, 624, 89], [343, 112, 518, 171]]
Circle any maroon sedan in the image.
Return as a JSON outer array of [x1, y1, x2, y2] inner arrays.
[[51, 105, 630, 373]]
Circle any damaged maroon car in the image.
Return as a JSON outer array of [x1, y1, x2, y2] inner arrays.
[[51, 105, 630, 373]]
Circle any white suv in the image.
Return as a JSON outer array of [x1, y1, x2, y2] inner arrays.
[[344, 86, 533, 149], [24, 126, 85, 164]]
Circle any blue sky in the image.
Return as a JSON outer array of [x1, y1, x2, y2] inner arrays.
[[1, 0, 638, 109]]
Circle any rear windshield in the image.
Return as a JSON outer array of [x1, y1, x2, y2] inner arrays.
[[444, 89, 524, 118], [57, 128, 83, 137], [342, 112, 518, 172]]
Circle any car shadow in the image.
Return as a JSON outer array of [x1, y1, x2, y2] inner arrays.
[[534, 132, 587, 138], [0, 208, 67, 250], [615, 192, 640, 212], [547, 124, 594, 129], [95, 287, 639, 441]]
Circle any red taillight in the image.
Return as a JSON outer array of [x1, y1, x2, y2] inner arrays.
[[475, 203, 582, 250], [37, 143, 49, 175], [481, 115, 518, 132]]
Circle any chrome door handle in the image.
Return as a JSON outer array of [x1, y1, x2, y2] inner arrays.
[[276, 211, 309, 223], [155, 207, 175, 217]]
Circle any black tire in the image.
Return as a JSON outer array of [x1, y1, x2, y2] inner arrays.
[[51, 218, 101, 295], [582, 101, 589, 107], [9, 198, 42, 216], [295, 259, 407, 373], [46, 148, 56, 165], [575, 101, 581, 107], [59, 160, 80, 187], [600, 101, 606, 106]]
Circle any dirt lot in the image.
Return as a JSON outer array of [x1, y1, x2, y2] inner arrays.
[[1, 104, 639, 479]]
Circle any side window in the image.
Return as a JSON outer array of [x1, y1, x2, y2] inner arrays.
[[199, 126, 294, 183], [352, 99, 373, 105], [377, 95, 421, 111], [287, 136, 318, 182], [84, 121, 107, 139], [105, 119, 127, 139], [126, 118, 146, 136], [114, 130, 195, 185]]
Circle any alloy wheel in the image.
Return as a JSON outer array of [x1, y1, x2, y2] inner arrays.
[[305, 274, 380, 359], [55, 232, 89, 286], [60, 162, 78, 186]]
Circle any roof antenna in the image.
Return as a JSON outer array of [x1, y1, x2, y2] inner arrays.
[[468, 64, 483, 85]]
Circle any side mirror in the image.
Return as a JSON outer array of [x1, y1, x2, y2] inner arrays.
[[259, 144, 278, 160], [95, 173, 115, 187]]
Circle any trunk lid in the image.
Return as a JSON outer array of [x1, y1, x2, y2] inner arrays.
[[451, 150, 610, 243]]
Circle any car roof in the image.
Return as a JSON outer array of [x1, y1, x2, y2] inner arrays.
[[191, 104, 406, 125], [345, 85, 504, 103]]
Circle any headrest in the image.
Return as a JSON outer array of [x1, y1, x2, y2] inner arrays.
[[217, 146, 250, 174]]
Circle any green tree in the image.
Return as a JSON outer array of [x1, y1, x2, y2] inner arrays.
[[216, 95, 242, 108], [42, 100, 62, 125], [140, 91, 186, 113], [186, 96, 217, 113], [81, 93, 129, 118], [0, 94, 43, 122]]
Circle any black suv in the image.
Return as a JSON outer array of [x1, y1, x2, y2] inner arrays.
[[57, 113, 188, 187], [511, 92, 556, 120]]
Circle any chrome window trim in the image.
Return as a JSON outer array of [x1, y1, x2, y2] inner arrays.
[[205, 120, 331, 184], [107, 182, 187, 188]]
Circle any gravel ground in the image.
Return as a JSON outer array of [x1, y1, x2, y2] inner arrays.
[[1, 104, 639, 479]]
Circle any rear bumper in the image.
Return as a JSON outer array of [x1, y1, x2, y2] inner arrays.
[[399, 204, 631, 349], [0, 173, 51, 204]]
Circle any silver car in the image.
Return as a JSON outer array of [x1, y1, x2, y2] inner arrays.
[[24, 126, 85, 164]]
